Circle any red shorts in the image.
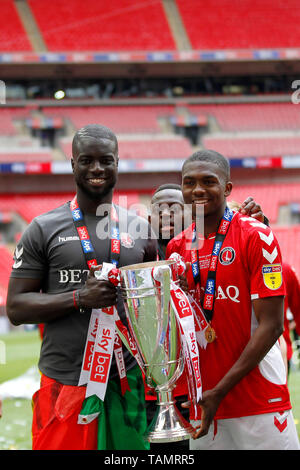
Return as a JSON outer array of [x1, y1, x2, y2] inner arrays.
[[32, 374, 97, 450]]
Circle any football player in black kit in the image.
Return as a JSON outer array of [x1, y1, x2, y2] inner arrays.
[[7, 124, 157, 451]]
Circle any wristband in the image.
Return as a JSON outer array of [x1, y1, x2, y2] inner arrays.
[[73, 290, 81, 310]]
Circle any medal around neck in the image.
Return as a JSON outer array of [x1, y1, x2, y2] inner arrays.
[[120, 259, 195, 443]]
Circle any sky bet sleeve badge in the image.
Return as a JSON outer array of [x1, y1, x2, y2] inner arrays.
[[262, 264, 283, 290]]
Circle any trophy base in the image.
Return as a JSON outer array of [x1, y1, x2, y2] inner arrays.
[[144, 402, 194, 443]]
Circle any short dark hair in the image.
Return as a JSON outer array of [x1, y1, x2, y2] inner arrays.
[[153, 183, 182, 196], [72, 124, 118, 156], [182, 149, 230, 182]]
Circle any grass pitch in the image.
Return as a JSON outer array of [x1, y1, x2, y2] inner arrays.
[[0, 329, 299, 450]]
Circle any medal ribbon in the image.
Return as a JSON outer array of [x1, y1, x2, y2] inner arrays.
[[191, 206, 234, 323], [70, 196, 130, 399]]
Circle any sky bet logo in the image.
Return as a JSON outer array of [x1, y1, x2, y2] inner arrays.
[[81, 239, 93, 253], [206, 279, 215, 294], [72, 208, 83, 221], [213, 241, 222, 256], [192, 262, 199, 277]]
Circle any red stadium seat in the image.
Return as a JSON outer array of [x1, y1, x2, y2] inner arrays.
[[177, 0, 300, 49], [203, 135, 300, 158], [28, 0, 176, 51], [0, 192, 143, 224], [42, 106, 174, 133], [0, 108, 32, 136], [0, 149, 53, 163], [0, 0, 32, 51], [59, 136, 193, 160], [230, 182, 300, 224], [0, 245, 13, 288], [188, 103, 300, 132], [273, 226, 300, 279], [0, 282, 7, 306]]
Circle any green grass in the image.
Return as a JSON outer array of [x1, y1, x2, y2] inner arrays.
[[0, 329, 41, 382], [0, 330, 41, 450], [288, 366, 300, 437], [0, 330, 299, 450]]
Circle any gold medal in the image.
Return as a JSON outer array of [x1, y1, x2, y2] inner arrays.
[[205, 325, 216, 343]]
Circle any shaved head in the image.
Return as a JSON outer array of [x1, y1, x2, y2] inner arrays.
[[72, 124, 118, 158]]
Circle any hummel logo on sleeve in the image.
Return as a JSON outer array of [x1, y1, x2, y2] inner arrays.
[[13, 245, 23, 269]]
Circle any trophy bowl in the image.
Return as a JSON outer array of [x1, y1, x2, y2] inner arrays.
[[120, 259, 194, 443]]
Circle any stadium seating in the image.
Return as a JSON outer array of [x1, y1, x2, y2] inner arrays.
[[0, 192, 142, 224], [42, 105, 174, 133], [28, 0, 176, 51], [229, 182, 300, 224], [0, 108, 31, 136], [273, 226, 300, 279], [0, 149, 54, 163], [187, 103, 300, 132], [203, 135, 300, 158], [0, 283, 7, 306], [0, 0, 32, 51], [118, 137, 193, 160], [0, 245, 13, 288], [176, 0, 300, 49], [59, 135, 193, 160]]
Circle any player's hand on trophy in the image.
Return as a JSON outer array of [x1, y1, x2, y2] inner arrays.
[[78, 264, 118, 309], [239, 196, 264, 223], [178, 261, 190, 293]]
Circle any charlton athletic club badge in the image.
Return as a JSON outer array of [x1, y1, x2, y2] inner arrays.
[[219, 247, 235, 265], [120, 232, 135, 249], [262, 264, 283, 290]]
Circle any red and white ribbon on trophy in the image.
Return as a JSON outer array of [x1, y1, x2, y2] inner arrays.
[[152, 253, 203, 415], [78, 263, 130, 400], [168, 252, 211, 350]]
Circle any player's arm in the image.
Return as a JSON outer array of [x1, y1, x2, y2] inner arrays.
[[7, 270, 118, 326], [193, 295, 284, 439]]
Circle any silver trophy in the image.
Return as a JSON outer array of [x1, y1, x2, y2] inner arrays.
[[119, 259, 194, 443]]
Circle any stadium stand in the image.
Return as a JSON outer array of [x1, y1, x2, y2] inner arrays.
[[0, 0, 32, 51], [0, 191, 142, 224], [28, 0, 176, 51], [0, 245, 13, 306], [0, 245, 13, 288], [273, 225, 300, 281], [0, 148, 54, 163], [176, 0, 300, 49], [59, 135, 193, 160], [202, 135, 300, 158], [187, 103, 300, 132], [0, 283, 7, 306], [0, 108, 32, 136], [42, 105, 175, 133], [229, 182, 300, 224]]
